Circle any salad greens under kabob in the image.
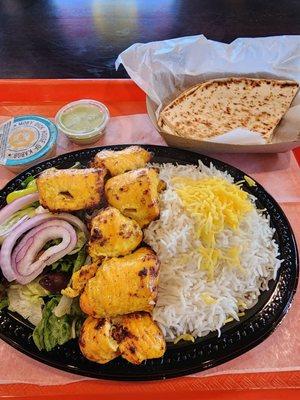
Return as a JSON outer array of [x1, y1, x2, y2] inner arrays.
[[0, 169, 89, 351]]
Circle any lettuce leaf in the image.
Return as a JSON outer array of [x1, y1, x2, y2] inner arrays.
[[73, 246, 87, 273], [7, 282, 49, 325], [50, 256, 74, 273], [53, 295, 73, 317], [0, 298, 8, 310], [70, 298, 85, 338], [69, 230, 87, 255], [50, 245, 87, 274], [33, 296, 85, 351], [0, 283, 8, 310], [33, 297, 72, 351]]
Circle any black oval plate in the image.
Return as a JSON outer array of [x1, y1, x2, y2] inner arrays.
[[0, 145, 298, 381]]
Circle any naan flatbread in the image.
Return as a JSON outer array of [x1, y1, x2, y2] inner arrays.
[[159, 78, 299, 142], [158, 116, 179, 136]]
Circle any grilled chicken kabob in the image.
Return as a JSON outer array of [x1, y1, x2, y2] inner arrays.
[[38, 146, 166, 364]]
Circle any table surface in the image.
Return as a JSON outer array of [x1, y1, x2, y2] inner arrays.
[[0, 79, 299, 400], [0, 0, 299, 79]]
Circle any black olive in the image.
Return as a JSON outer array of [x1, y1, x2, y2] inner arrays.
[[39, 272, 70, 293]]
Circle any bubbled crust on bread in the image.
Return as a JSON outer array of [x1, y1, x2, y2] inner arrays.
[[159, 78, 299, 142]]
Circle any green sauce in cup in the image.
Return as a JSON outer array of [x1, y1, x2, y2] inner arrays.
[[55, 99, 110, 145], [60, 104, 104, 132]]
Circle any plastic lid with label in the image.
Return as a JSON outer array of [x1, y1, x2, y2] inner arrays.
[[0, 115, 58, 169]]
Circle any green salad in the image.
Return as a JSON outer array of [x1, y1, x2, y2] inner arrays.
[[0, 172, 88, 351]]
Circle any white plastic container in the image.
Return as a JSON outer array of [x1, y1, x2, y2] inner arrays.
[[55, 99, 110, 145]]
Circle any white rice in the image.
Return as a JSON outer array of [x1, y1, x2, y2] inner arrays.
[[144, 162, 281, 340]]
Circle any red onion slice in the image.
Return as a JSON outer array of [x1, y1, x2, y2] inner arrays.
[[13, 221, 76, 274], [13, 236, 34, 265], [0, 214, 53, 281], [0, 212, 86, 282], [0, 193, 39, 226], [53, 212, 88, 236], [12, 220, 77, 284]]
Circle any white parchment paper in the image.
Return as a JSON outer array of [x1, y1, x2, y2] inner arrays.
[[116, 35, 300, 144]]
